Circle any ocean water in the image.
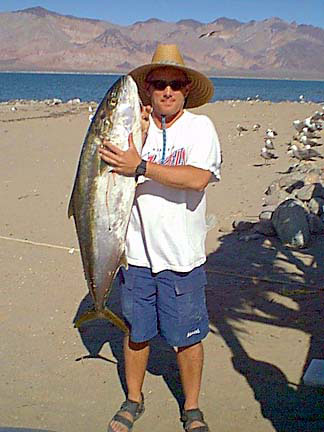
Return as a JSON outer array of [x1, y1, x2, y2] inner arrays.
[[0, 72, 324, 104]]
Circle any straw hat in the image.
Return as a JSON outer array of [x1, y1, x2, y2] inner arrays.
[[129, 44, 214, 108]]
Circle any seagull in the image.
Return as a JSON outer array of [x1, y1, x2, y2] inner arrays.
[[236, 124, 248, 136], [291, 144, 323, 161], [264, 138, 275, 150], [260, 147, 278, 165], [198, 30, 220, 39], [311, 111, 324, 122], [252, 123, 261, 131], [300, 135, 321, 147], [265, 128, 278, 139], [293, 119, 305, 132], [301, 127, 321, 139]]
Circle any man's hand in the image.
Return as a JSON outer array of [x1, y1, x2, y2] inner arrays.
[[98, 133, 142, 176]]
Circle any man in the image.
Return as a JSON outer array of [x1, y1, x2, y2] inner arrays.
[[99, 44, 221, 432]]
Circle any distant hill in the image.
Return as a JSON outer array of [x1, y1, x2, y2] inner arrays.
[[0, 7, 323, 79]]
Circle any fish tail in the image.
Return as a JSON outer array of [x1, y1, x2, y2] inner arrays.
[[74, 308, 129, 333]]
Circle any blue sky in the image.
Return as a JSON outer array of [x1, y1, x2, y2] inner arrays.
[[0, 0, 323, 27]]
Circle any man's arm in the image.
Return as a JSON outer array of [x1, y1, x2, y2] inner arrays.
[[98, 135, 211, 192], [145, 162, 211, 192]]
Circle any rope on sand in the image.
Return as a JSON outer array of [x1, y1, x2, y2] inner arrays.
[[0, 234, 322, 292], [0, 235, 80, 252], [205, 267, 323, 291]]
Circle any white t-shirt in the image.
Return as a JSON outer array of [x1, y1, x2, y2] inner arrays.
[[126, 110, 221, 273]]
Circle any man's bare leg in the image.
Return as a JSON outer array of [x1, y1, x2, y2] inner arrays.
[[109, 336, 149, 432], [177, 342, 205, 430]]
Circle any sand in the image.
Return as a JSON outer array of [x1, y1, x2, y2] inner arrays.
[[1, 98, 324, 432]]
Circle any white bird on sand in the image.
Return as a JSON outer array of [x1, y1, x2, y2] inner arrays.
[[88, 105, 93, 112], [291, 144, 323, 161], [260, 147, 278, 165], [264, 138, 275, 150], [236, 124, 248, 136], [293, 119, 305, 132], [11, 106, 17, 111], [300, 135, 321, 147], [311, 111, 324, 122], [265, 128, 278, 139], [301, 127, 321, 139], [252, 123, 261, 131]]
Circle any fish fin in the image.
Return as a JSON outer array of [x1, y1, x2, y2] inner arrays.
[[118, 250, 128, 270], [74, 309, 129, 333], [67, 196, 74, 218]]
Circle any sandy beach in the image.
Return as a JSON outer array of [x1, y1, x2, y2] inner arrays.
[[1, 98, 324, 432]]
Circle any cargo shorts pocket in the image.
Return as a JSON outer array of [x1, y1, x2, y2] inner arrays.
[[118, 269, 135, 324], [173, 271, 208, 325]]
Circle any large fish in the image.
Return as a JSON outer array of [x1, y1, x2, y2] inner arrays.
[[68, 75, 142, 331]]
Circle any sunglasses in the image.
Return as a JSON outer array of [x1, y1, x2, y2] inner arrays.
[[147, 79, 190, 91]]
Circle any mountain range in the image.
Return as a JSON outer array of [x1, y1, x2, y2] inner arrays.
[[0, 6, 324, 79]]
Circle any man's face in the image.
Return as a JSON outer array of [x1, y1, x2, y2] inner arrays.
[[145, 67, 191, 119]]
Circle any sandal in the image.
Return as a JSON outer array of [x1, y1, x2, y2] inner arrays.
[[181, 408, 210, 432], [107, 393, 145, 432]]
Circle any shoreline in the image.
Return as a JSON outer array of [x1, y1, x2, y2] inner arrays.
[[0, 69, 323, 82]]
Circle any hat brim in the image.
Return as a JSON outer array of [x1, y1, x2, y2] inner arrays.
[[129, 63, 214, 108]]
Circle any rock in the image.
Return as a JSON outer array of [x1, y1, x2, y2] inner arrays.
[[262, 190, 291, 206], [304, 171, 321, 185], [307, 213, 324, 234], [296, 183, 324, 201], [259, 209, 274, 221], [264, 180, 281, 195], [272, 199, 310, 248], [238, 233, 264, 242], [253, 220, 276, 236], [308, 197, 324, 215], [232, 220, 255, 232], [278, 172, 304, 189]]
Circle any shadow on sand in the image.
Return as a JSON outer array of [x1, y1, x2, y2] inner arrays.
[[74, 227, 324, 430], [73, 287, 185, 412], [206, 230, 324, 431]]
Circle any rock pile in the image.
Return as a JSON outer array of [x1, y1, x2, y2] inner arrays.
[[234, 109, 324, 248]]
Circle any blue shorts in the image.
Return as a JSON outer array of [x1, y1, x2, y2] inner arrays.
[[119, 264, 209, 347]]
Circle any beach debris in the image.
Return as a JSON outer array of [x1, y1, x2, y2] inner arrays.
[[252, 123, 261, 131], [68, 75, 142, 331]]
